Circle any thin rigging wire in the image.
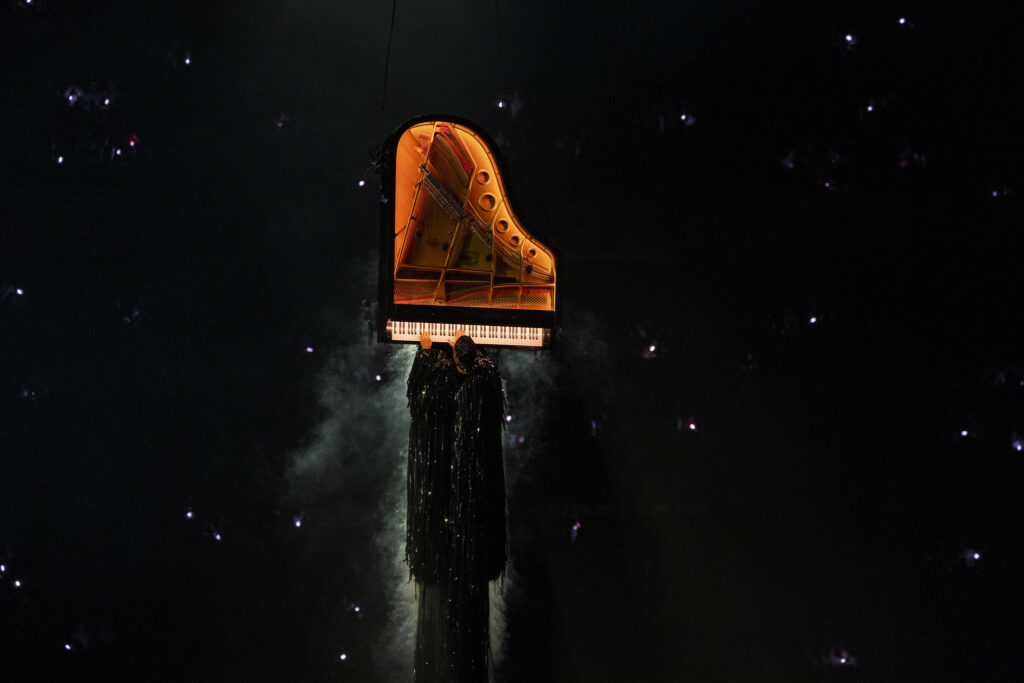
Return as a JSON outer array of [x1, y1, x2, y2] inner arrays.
[[495, 0, 505, 99], [379, 0, 398, 139]]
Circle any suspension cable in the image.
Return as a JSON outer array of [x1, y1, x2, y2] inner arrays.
[[379, 0, 398, 139]]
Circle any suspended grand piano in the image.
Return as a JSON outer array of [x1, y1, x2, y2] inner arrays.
[[378, 117, 557, 348]]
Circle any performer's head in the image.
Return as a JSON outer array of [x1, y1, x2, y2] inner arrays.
[[453, 335, 476, 373]]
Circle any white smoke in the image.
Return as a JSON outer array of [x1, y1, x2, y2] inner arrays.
[[287, 333, 417, 681], [284, 258, 598, 681]]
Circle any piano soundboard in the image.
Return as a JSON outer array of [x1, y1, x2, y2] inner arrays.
[[378, 117, 557, 349]]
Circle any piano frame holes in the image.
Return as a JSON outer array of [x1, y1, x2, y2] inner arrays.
[[525, 265, 533, 274], [528, 248, 537, 258], [496, 219, 509, 233], [479, 194, 497, 211], [476, 170, 490, 184], [511, 235, 520, 245]]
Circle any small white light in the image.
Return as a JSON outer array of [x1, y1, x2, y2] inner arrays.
[[185, 510, 193, 519], [115, 148, 122, 156], [306, 346, 314, 353], [375, 374, 382, 382], [339, 653, 348, 661], [824, 181, 831, 188], [354, 606, 360, 613], [505, 415, 513, 422], [649, 344, 656, 352], [992, 190, 999, 197], [13, 579, 22, 588], [184, 57, 191, 65], [57, 156, 64, 164], [358, 180, 366, 187], [809, 316, 817, 324], [898, 17, 906, 25], [1014, 441, 1023, 452], [960, 430, 969, 437], [680, 114, 687, 121], [866, 105, 874, 112], [65, 644, 72, 651], [104, 98, 110, 106], [0, 564, 5, 572], [16, 288, 24, 296], [688, 422, 697, 431], [214, 533, 222, 541], [972, 552, 981, 560], [295, 519, 302, 528], [845, 34, 854, 42]]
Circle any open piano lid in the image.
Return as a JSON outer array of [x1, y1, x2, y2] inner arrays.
[[378, 117, 557, 348]]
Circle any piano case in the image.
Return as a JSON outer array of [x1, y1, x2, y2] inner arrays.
[[377, 116, 557, 348]]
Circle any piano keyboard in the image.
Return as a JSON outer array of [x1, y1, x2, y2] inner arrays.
[[386, 320, 547, 348]]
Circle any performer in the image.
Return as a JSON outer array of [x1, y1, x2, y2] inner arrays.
[[407, 329, 507, 683]]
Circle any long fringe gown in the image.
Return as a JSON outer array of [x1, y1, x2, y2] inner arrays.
[[406, 346, 507, 683]]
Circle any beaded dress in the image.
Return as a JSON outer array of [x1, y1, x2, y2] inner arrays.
[[406, 344, 507, 682]]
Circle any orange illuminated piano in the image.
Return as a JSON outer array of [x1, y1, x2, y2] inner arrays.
[[378, 117, 556, 348]]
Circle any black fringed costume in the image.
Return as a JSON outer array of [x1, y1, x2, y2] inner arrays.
[[407, 340, 507, 683]]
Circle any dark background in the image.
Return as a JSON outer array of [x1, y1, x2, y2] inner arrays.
[[2, 1, 1022, 681]]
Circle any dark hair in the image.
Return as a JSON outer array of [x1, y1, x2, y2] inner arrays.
[[454, 335, 476, 367]]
